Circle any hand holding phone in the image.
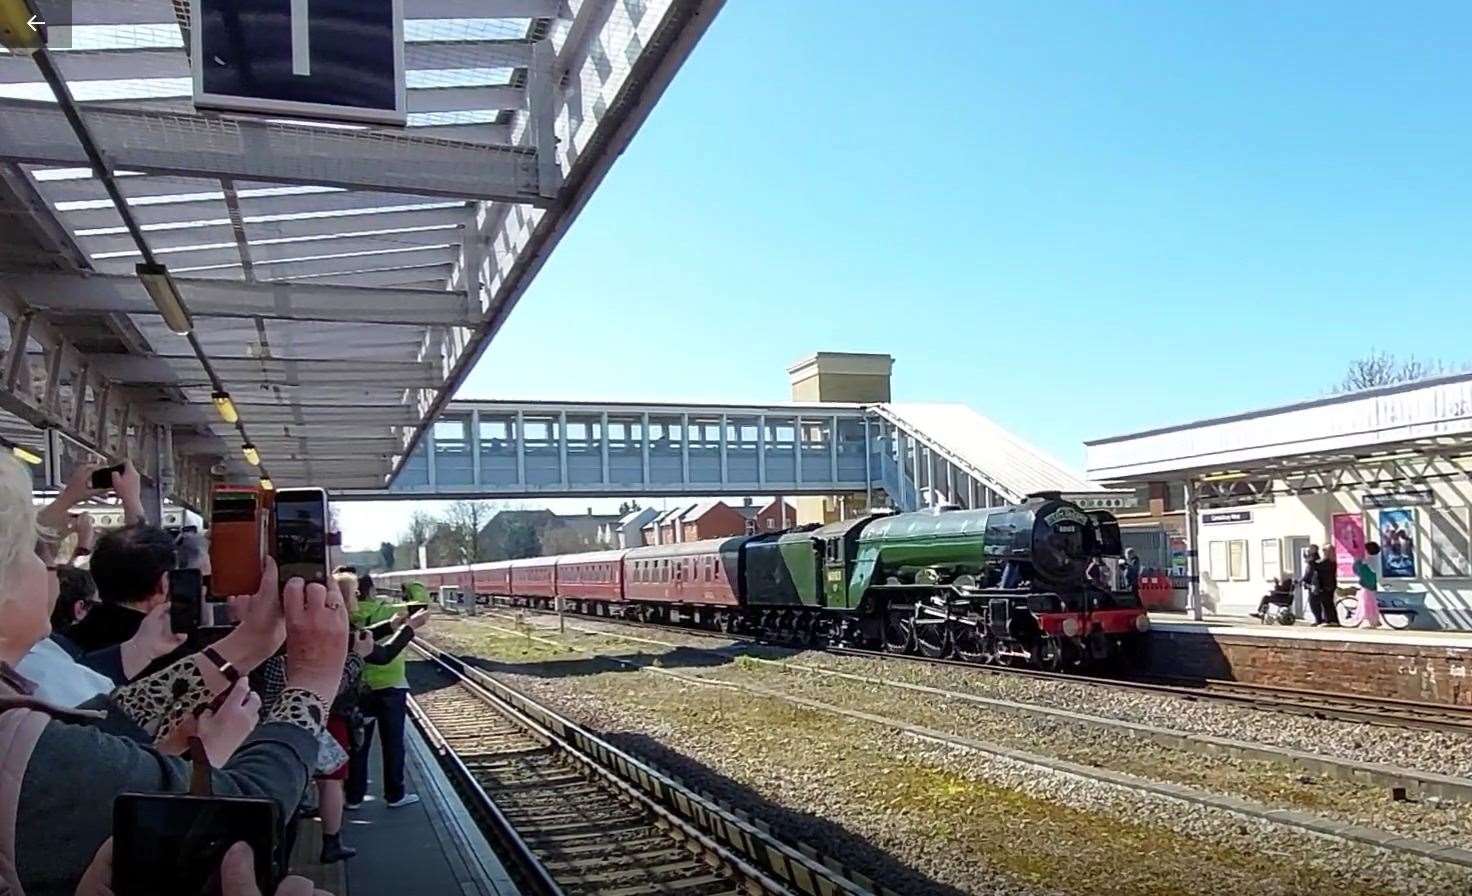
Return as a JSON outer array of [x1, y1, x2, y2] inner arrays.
[[112, 794, 278, 896], [194, 681, 263, 766], [169, 568, 204, 636], [273, 488, 330, 587], [89, 462, 126, 491]]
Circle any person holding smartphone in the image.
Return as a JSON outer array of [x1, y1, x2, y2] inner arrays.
[[0, 448, 351, 896], [345, 581, 428, 810]]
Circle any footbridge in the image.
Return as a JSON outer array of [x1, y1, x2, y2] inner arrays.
[[367, 398, 1123, 512]]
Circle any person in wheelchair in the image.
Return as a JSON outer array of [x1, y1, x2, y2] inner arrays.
[[1253, 575, 1296, 620]]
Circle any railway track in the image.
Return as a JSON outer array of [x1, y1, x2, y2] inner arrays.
[[433, 616, 1472, 869], [405, 641, 884, 896], [827, 646, 1472, 735], [483, 601, 1472, 735]]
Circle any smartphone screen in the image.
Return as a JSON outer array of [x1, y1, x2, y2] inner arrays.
[[169, 568, 203, 636], [89, 462, 125, 490], [274, 488, 329, 586], [112, 793, 277, 896]]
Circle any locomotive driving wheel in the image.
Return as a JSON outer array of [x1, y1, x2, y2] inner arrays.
[[952, 622, 993, 664], [1032, 635, 1064, 672], [883, 608, 915, 654], [913, 617, 951, 658]]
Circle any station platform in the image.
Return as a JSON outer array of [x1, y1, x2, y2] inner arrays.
[[290, 723, 520, 896], [1145, 612, 1472, 706]]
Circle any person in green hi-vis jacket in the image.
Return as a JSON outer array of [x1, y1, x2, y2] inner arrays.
[[345, 574, 428, 809]]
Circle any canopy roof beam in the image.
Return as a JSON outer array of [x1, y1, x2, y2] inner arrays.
[[11, 272, 475, 326], [0, 99, 552, 202]]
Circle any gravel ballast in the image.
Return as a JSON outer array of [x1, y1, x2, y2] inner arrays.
[[422, 618, 1472, 896]]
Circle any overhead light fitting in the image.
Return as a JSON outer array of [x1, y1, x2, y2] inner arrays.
[[1201, 471, 1250, 482], [1370, 451, 1421, 463], [242, 443, 260, 466], [259, 476, 275, 492], [135, 262, 194, 336], [211, 391, 238, 424], [10, 445, 42, 465]]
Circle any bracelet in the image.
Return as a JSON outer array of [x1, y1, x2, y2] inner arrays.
[[200, 646, 241, 684]]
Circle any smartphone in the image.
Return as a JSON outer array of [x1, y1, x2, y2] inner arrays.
[[168, 568, 204, 636], [210, 486, 264, 596], [364, 618, 396, 639], [89, 462, 126, 490], [273, 487, 329, 587], [112, 793, 278, 896], [402, 602, 429, 617]]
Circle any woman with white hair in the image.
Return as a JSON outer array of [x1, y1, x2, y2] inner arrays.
[[0, 452, 350, 895]]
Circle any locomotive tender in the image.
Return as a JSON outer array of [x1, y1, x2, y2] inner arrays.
[[377, 492, 1149, 669]]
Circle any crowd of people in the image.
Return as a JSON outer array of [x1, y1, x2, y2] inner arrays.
[[0, 452, 430, 895], [1253, 542, 1384, 627]]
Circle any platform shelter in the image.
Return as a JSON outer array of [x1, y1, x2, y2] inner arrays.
[[1086, 372, 1472, 629]]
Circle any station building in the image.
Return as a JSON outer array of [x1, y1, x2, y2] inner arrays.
[[1087, 372, 1472, 630]]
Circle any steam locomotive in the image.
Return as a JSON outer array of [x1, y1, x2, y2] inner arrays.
[[377, 492, 1149, 670]]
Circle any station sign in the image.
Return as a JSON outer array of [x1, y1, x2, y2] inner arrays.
[[191, 0, 406, 125], [1201, 509, 1253, 525], [1360, 489, 1436, 509]]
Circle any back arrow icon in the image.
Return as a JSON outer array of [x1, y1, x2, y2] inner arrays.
[[27, 14, 45, 31]]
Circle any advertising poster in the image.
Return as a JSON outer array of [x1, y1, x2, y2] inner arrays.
[[1378, 509, 1417, 578], [1331, 513, 1364, 578], [1168, 536, 1188, 578]]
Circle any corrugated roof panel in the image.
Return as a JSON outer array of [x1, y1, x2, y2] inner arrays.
[[881, 403, 1097, 499]]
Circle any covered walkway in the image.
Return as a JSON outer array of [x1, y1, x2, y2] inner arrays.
[[1, 0, 725, 508]]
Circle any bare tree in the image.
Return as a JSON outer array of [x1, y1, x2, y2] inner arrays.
[[443, 500, 497, 564], [400, 510, 436, 568], [1334, 350, 1458, 394]]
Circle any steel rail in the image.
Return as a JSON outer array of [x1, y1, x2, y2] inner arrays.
[[407, 640, 884, 896]]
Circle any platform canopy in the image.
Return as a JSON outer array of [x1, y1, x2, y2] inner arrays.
[[0, 0, 723, 505], [1085, 373, 1472, 505]]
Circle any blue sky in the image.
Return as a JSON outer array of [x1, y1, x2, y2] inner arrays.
[[343, 1, 1472, 546]]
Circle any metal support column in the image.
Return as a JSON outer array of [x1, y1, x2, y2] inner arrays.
[[718, 414, 729, 486], [640, 412, 651, 487], [793, 417, 803, 486], [558, 410, 569, 489], [829, 414, 839, 484], [469, 409, 482, 486], [946, 461, 956, 507], [513, 410, 525, 488], [757, 414, 767, 486], [1183, 476, 1202, 621], [863, 415, 873, 508], [680, 413, 690, 487], [425, 419, 438, 489], [894, 429, 908, 511], [600, 411, 610, 485]]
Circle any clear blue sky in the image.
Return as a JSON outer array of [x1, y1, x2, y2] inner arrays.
[[344, 1, 1472, 547]]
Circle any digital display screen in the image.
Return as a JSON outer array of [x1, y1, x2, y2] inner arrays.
[[194, 0, 404, 123]]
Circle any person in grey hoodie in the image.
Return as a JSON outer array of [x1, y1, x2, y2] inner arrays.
[[0, 452, 349, 896]]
